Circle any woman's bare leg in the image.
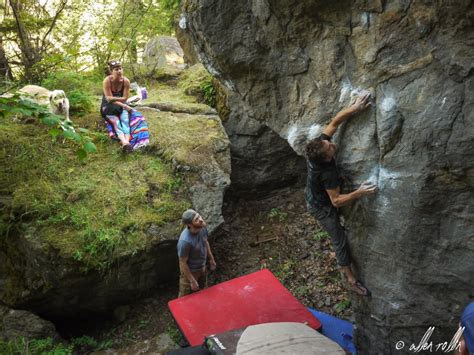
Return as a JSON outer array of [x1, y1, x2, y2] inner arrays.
[[106, 115, 129, 146]]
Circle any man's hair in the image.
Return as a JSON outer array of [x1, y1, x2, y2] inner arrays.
[[305, 139, 327, 161], [182, 209, 197, 225]]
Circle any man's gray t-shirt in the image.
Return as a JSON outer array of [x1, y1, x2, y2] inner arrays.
[[177, 227, 208, 272]]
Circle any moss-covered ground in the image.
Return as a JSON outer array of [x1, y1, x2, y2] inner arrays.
[[0, 64, 221, 271], [0, 114, 189, 270]]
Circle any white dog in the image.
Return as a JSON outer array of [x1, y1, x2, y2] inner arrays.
[[17, 85, 72, 130]]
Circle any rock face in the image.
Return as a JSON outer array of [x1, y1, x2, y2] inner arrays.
[[0, 234, 179, 318], [222, 89, 306, 196], [182, 1, 474, 353], [143, 36, 184, 69], [176, 16, 200, 65], [0, 305, 59, 341]]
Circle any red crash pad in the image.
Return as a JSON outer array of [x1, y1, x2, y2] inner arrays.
[[168, 269, 321, 346]]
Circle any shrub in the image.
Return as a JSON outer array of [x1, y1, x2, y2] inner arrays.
[[179, 64, 217, 107], [200, 79, 216, 107], [42, 71, 101, 116]]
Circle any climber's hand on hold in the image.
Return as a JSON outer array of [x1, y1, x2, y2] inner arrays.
[[358, 181, 378, 195]]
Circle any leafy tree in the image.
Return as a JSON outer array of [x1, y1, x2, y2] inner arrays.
[[2, 0, 68, 82], [0, 0, 183, 157], [81, 0, 182, 69], [0, 0, 182, 83]]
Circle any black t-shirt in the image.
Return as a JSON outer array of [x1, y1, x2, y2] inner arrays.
[[305, 134, 342, 209]]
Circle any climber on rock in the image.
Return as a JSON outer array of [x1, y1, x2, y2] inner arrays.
[[305, 92, 377, 296]]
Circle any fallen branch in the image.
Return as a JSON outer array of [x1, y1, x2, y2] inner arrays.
[[249, 237, 278, 247]]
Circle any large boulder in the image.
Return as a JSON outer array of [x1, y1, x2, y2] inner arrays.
[[0, 305, 59, 341], [182, 0, 473, 353], [0, 102, 230, 318], [143, 36, 185, 69]]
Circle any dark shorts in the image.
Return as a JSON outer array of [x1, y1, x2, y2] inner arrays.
[[100, 103, 123, 118], [307, 204, 351, 267]]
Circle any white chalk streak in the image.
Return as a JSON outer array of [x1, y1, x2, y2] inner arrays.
[[286, 123, 322, 155], [381, 97, 396, 112]]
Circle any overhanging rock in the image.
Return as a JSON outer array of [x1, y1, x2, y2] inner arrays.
[[182, 0, 474, 352]]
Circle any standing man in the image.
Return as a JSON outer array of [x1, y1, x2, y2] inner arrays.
[[305, 93, 377, 296], [177, 209, 216, 297]]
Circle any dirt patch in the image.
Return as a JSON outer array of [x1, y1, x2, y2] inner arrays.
[[210, 186, 353, 317], [74, 186, 353, 352]]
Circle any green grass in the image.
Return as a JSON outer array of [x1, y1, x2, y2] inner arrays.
[[0, 337, 73, 355], [0, 112, 189, 271], [178, 64, 212, 94], [134, 63, 217, 109], [313, 230, 330, 241], [268, 208, 288, 222], [145, 81, 200, 106], [1, 65, 229, 273], [144, 108, 229, 172], [0, 335, 115, 355], [334, 299, 351, 313]]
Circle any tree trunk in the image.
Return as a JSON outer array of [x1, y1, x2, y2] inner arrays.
[[129, 40, 138, 64], [8, 0, 41, 81], [0, 37, 14, 81]]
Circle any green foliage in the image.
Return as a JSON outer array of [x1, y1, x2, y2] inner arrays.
[[179, 64, 217, 108], [0, 335, 111, 354], [334, 299, 351, 313], [0, 95, 96, 160], [313, 230, 330, 241], [178, 64, 218, 107], [272, 258, 295, 281], [42, 71, 101, 116], [0, 337, 73, 355], [138, 319, 150, 329], [200, 80, 216, 107], [71, 335, 100, 353], [166, 324, 181, 344], [268, 208, 288, 222], [294, 285, 310, 299], [1, 111, 189, 271], [75, 0, 183, 69], [1, 0, 183, 82]]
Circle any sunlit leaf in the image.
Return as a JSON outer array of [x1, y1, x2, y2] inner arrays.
[[76, 148, 87, 160], [83, 141, 97, 153], [41, 115, 61, 126], [63, 130, 81, 142], [63, 130, 75, 139], [49, 128, 62, 137]]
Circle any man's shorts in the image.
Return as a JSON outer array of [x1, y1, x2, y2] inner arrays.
[[178, 267, 208, 297], [307, 204, 351, 267]]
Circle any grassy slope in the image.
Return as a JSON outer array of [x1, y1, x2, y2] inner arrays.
[[0, 65, 220, 271], [0, 115, 190, 270]]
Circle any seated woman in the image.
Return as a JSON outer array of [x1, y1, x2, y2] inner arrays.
[[100, 60, 134, 152]]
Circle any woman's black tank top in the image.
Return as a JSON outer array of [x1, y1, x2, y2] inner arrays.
[[101, 76, 124, 108]]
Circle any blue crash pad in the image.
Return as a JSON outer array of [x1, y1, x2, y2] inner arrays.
[[308, 308, 357, 354]]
